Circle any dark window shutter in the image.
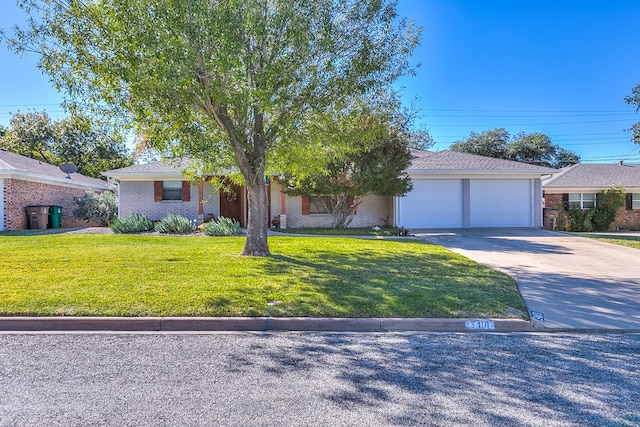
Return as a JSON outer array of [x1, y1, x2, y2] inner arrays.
[[562, 193, 569, 208], [301, 195, 310, 215], [154, 181, 163, 202], [182, 181, 191, 202], [626, 193, 633, 210]]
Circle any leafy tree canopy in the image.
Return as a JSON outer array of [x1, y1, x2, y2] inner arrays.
[[625, 84, 640, 144], [284, 92, 426, 228], [4, 0, 421, 255], [450, 128, 580, 168], [0, 111, 133, 178]]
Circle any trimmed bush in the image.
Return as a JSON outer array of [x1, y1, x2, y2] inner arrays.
[[202, 216, 242, 236], [154, 214, 195, 234], [109, 213, 154, 234], [73, 190, 118, 225]]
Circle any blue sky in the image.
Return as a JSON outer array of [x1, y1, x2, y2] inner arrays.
[[2, 0, 640, 163]]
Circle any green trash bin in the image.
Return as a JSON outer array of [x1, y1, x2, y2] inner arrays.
[[49, 205, 62, 229]]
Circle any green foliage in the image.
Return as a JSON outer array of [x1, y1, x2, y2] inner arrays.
[[284, 92, 419, 228], [591, 185, 625, 231], [567, 206, 586, 232], [555, 186, 625, 232], [450, 128, 509, 158], [6, 0, 421, 256], [202, 217, 243, 236], [625, 84, 640, 144], [154, 214, 195, 234], [72, 190, 117, 224], [450, 127, 580, 168], [0, 111, 133, 178], [109, 213, 154, 234], [555, 206, 567, 231]]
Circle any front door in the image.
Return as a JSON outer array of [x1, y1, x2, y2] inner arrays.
[[219, 183, 244, 226]]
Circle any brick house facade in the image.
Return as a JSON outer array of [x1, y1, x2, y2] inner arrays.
[[1, 150, 109, 231], [543, 163, 640, 231], [105, 150, 554, 230]]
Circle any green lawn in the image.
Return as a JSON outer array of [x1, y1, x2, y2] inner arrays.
[[0, 234, 527, 319], [580, 234, 640, 250]]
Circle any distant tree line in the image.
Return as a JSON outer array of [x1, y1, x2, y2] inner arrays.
[[449, 127, 580, 169], [0, 111, 133, 178]]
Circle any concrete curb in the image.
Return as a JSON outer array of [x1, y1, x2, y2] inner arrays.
[[0, 317, 538, 333]]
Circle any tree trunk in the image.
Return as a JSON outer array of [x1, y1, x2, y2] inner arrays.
[[331, 195, 359, 228], [242, 179, 271, 256]]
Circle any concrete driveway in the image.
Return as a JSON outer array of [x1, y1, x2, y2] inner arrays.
[[416, 229, 640, 331]]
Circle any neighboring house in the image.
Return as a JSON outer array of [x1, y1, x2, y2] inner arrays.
[[543, 162, 640, 230], [0, 149, 109, 231], [103, 149, 556, 229]]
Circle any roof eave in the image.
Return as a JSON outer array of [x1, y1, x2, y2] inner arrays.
[[0, 170, 108, 190]]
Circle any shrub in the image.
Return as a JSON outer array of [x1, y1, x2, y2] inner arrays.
[[109, 213, 154, 234], [591, 186, 625, 231], [555, 206, 568, 231], [555, 185, 625, 232], [202, 216, 243, 236], [154, 214, 195, 234], [567, 206, 585, 232], [73, 190, 118, 225]]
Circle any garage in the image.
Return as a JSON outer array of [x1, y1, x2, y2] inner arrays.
[[397, 179, 463, 228], [469, 179, 532, 227], [395, 149, 554, 229]]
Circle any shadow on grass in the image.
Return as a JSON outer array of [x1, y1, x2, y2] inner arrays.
[[257, 239, 525, 318]]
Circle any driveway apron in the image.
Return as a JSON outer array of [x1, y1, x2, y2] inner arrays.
[[416, 229, 640, 330]]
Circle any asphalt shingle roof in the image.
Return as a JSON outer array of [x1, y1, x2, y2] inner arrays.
[[102, 158, 196, 176], [542, 163, 640, 189], [104, 149, 557, 178], [408, 149, 557, 173], [0, 149, 108, 188]]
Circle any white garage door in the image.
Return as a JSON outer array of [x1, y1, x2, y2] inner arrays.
[[470, 180, 531, 227], [398, 179, 463, 228]]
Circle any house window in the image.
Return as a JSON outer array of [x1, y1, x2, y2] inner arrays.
[[568, 193, 596, 209], [309, 196, 332, 214], [162, 181, 183, 200], [633, 194, 640, 209]]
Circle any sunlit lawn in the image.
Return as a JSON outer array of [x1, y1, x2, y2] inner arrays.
[[579, 234, 640, 250], [0, 234, 527, 318]]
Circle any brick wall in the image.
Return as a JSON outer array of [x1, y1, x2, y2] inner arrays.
[[543, 192, 640, 231], [280, 192, 393, 229], [3, 178, 105, 230], [118, 181, 218, 221]]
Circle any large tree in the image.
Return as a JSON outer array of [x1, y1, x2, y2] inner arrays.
[[5, 0, 420, 256], [450, 128, 580, 168], [449, 128, 509, 158], [625, 84, 640, 144], [284, 93, 425, 228], [0, 111, 133, 178]]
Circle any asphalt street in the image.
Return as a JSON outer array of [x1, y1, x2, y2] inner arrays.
[[1, 332, 639, 426]]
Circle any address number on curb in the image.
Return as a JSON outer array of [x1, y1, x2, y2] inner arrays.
[[465, 320, 496, 330]]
